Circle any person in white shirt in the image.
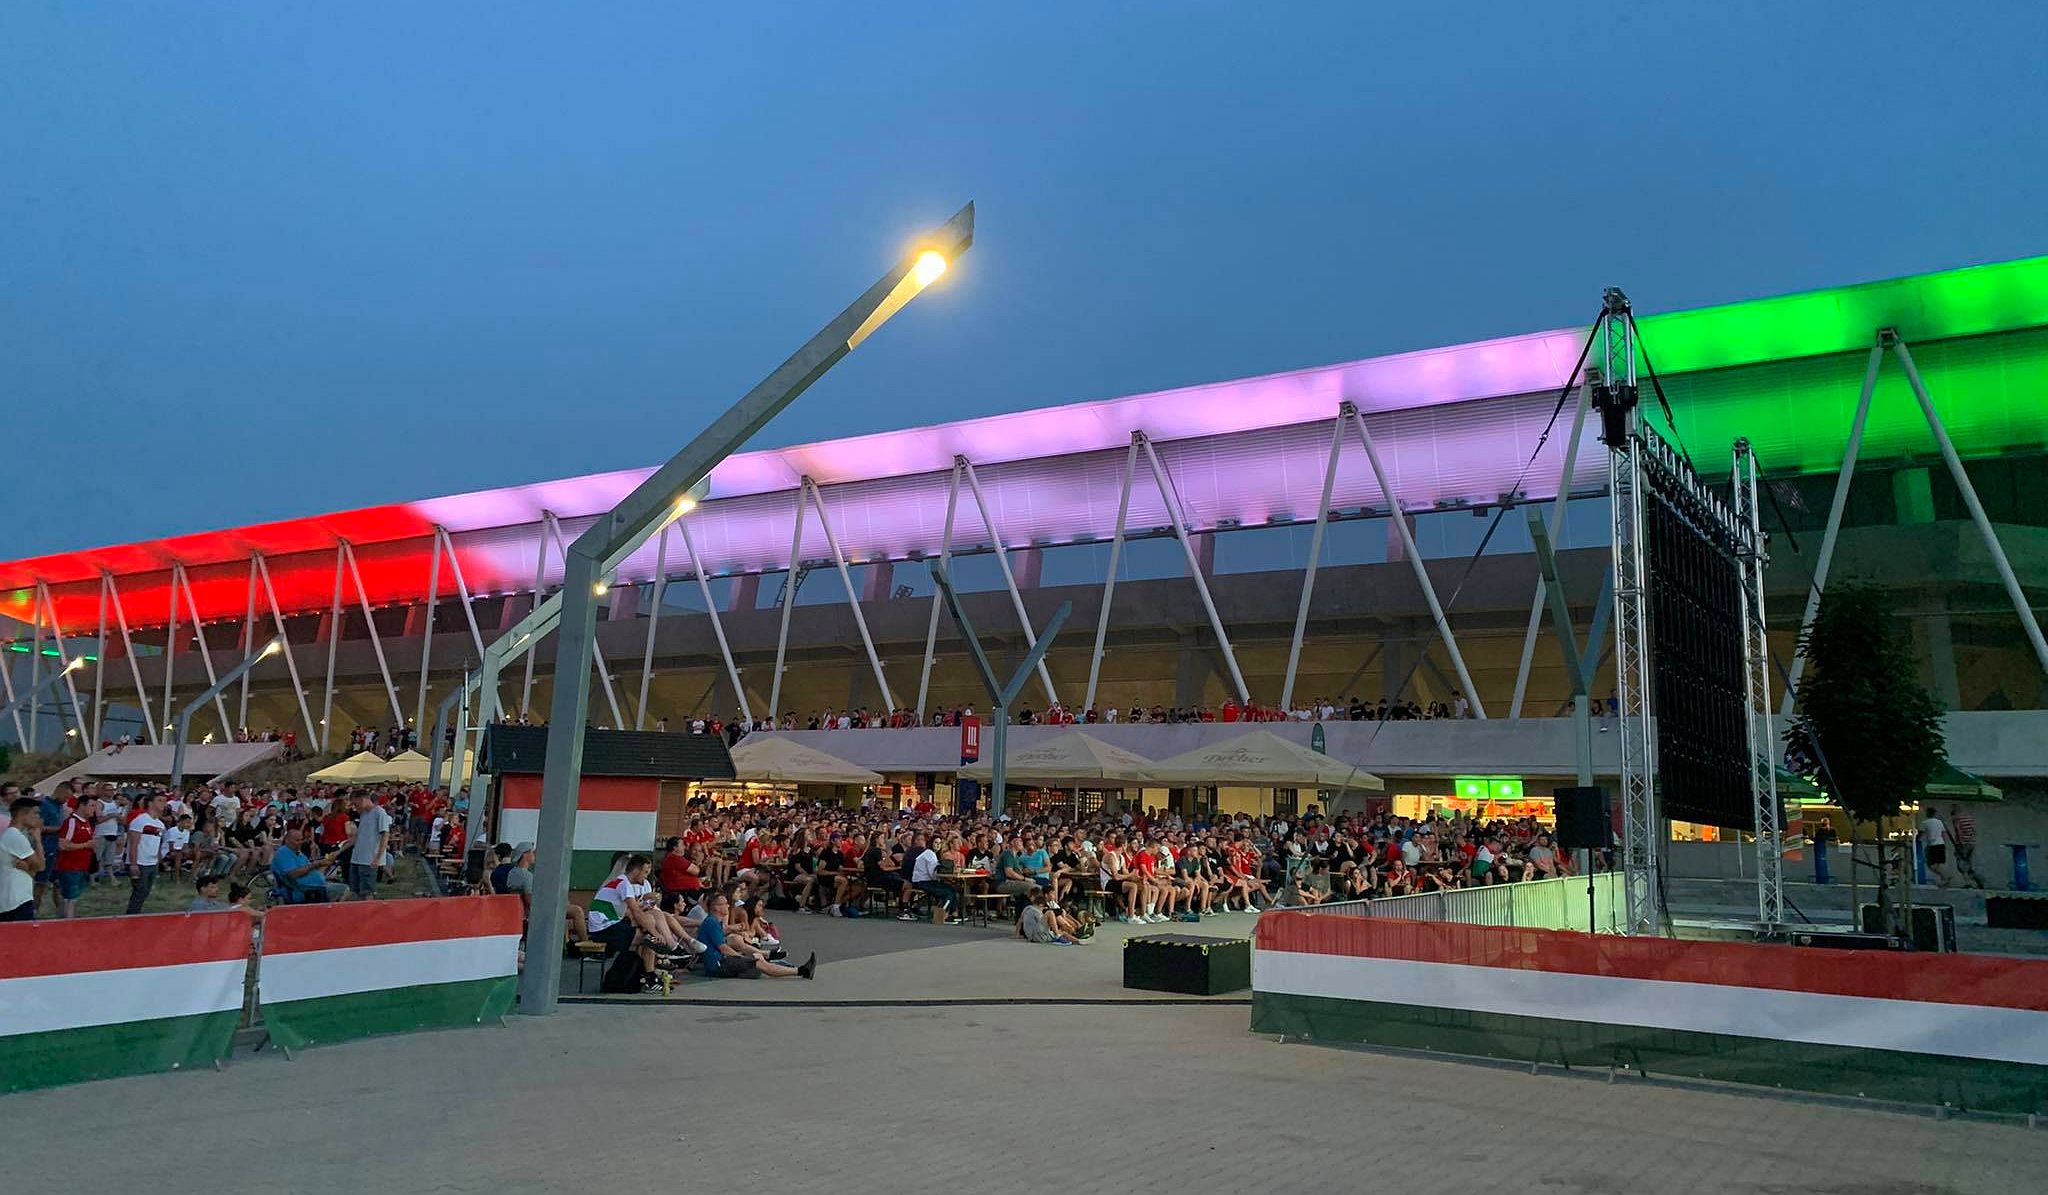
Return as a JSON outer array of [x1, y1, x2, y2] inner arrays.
[[905, 832, 957, 924], [1104, 707, 1119, 724], [126, 793, 168, 914], [2, 796, 44, 921], [1919, 811, 1953, 886]]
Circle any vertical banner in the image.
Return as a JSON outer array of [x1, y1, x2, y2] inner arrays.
[[960, 715, 981, 764], [259, 896, 521, 1052], [1, 913, 251, 1093]]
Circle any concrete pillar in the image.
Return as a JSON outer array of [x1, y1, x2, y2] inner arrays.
[[498, 593, 534, 631], [861, 559, 896, 603], [1381, 634, 1408, 702], [727, 574, 761, 614], [317, 608, 341, 643], [1386, 513, 1417, 562], [1188, 535, 1216, 577], [607, 585, 641, 622], [1894, 466, 1936, 525], [1916, 603, 1963, 710], [1173, 631, 1211, 707], [1012, 547, 1044, 589], [403, 603, 430, 637]]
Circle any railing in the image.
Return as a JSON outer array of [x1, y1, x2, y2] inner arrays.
[[1293, 872, 1626, 934]]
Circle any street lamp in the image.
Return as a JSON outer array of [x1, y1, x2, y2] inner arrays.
[[169, 638, 282, 789], [0, 655, 86, 721], [519, 202, 975, 1014]]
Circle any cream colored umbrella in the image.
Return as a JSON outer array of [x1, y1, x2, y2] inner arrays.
[[1145, 729, 1383, 791], [728, 736, 883, 785], [305, 750, 398, 784], [375, 749, 436, 782], [958, 732, 1158, 786]]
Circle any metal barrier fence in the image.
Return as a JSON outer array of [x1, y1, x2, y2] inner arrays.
[[1290, 872, 1625, 934]]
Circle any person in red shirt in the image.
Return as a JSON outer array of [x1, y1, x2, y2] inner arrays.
[[658, 837, 702, 900], [319, 804, 352, 855], [54, 791, 100, 919]]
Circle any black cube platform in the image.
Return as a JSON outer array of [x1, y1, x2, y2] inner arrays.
[[1122, 932, 1251, 995]]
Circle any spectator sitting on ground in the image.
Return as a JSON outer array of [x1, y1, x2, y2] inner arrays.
[[1017, 886, 1084, 944], [696, 891, 813, 980]]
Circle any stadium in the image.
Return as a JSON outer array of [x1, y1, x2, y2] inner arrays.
[[5, 252, 2046, 883]]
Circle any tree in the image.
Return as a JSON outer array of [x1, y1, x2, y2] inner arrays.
[[1786, 583, 1947, 933]]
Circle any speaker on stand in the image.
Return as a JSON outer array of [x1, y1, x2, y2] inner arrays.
[[1555, 786, 1611, 934]]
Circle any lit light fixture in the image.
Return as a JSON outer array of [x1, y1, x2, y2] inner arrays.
[[66, 727, 78, 737], [593, 581, 609, 596], [64, 656, 86, 673], [260, 637, 284, 658], [847, 245, 953, 351]]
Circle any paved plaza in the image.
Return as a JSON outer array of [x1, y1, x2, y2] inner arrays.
[[9, 912, 2040, 1195]]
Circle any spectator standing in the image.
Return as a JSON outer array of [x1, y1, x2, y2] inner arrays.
[[1947, 804, 1984, 889], [1919, 808, 1952, 887], [53, 792, 99, 918], [347, 791, 390, 899], [35, 783, 69, 914], [3, 796, 45, 921], [125, 792, 168, 914]]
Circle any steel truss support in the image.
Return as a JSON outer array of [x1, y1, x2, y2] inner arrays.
[[415, 527, 444, 737], [252, 552, 320, 749], [520, 514, 551, 719], [161, 567, 178, 745], [1779, 346, 1882, 714], [539, 513, 626, 729], [1344, 402, 1487, 717], [104, 572, 159, 745], [1280, 415, 1348, 712], [916, 462, 964, 720], [678, 519, 753, 725], [958, 457, 1058, 707], [172, 564, 233, 743], [1136, 432, 1250, 705], [635, 523, 669, 729], [804, 475, 896, 711], [32, 581, 91, 753], [321, 544, 345, 750], [1082, 441, 1139, 716], [1594, 290, 1660, 936], [238, 558, 259, 732], [1510, 380, 1595, 717], [339, 540, 407, 728], [769, 485, 806, 718], [1732, 439, 1783, 926], [92, 579, 109, 746], [0, 642, 22, 747]]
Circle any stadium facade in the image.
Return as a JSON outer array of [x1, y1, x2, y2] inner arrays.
[[5, 255, 2046, 848]]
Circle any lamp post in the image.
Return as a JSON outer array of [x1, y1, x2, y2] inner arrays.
[[169, 638, 282, 790], [929, 565, 1070, 819], [519, 204, 976, 1014]]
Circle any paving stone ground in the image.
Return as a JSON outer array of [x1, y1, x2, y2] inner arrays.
[[8, 990, 2037, 1193]]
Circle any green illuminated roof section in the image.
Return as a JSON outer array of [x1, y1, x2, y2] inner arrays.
[[1638, 253, 2048, 373], [1660, 324, 2048, 474]]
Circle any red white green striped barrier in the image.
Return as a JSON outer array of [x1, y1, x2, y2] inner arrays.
[[258, 896, 521, 1053], [1, 913, 252, 1093], [1253, 912, 2048, 1116]]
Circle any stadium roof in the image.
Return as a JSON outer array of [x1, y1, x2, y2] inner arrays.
[[7, 252, 2046, 630]]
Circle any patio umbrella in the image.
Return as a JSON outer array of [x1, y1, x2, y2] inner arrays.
[[1144, 729, 1383, 791], [958, 732, 1158, 787], [305, 750, 398, 784], [728, 736, 883, 785], [1922, 762, 2002, 801]]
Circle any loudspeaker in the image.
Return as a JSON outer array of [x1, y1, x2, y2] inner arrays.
[[1554, 786, 1611, 851]]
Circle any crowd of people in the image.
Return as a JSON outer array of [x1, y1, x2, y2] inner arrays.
[[0, 776, 463, 922], [629, 693, 1480, 742]]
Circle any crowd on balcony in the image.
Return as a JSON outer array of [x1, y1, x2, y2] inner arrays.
[[645, 693, 1474, 741]]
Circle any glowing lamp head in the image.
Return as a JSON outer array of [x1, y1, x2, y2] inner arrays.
[[912, 250, 948, 288], [261, 638, 283, 659], [593, 581, 609, 597], [672, 495, 698, 519], [65, 656, 85, 673]]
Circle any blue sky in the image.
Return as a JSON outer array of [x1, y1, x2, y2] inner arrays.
[[3, 1, 2043, 557]]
